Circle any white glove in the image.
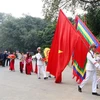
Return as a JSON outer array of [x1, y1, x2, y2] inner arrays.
[[32, 55, 36, 59], [94, 63, 100, 68]]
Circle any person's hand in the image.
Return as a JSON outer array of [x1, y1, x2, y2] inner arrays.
[[40, 58, 45, 61]]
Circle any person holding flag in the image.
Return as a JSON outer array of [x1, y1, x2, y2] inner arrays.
[[78, 44, 100, 96], [44, 48, 52, 78], [35, 47, 48, 79]]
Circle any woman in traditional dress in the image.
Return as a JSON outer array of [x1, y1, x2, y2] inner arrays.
[[29, 54, 33, 72], [9, 52, 16, 71], [25, 53, 32, 75]]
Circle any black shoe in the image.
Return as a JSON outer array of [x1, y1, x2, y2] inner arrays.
[[38, 77, 41, 79], [92, 92, 100, 96], [44, 77, 48, 80], [48, 75, 52, 78], [78, 86, 82, 92]]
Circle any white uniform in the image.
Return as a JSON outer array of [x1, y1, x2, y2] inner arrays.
[[35, 53, 46, 78], [95, 54, 100, 86], [79, 50, 100, 93]]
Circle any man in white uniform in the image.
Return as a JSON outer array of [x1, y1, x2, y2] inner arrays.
[[35, 47, 48, 80], [78, 44, 100, 96]]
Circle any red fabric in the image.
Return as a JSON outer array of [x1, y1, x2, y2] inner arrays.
[[34, 64, 38, 74], [96, 46, 100, 53], [25, 64, 31, 75], [30, 61, 33, 72], [47, 10, 79, 83], [75, 16, 100, 53], [25, 57, 31, 75], [9, 59, 15, 71], [72, 32, 88, 83], [73, 31, 89, 68]]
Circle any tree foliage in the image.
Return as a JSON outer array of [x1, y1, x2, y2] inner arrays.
[[0, 1, 100, 53], [0, 13, 55, 52], [86, 7, 100, 36], [42, 22, 56, 48], [42, 0, 100, 21]]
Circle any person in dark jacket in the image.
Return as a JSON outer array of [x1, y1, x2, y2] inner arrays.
[[6, 51, 10, 66], [2, 51, 8, 67]]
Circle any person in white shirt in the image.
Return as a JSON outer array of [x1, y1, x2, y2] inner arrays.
[[95, 53, 100, 89], [78, 44, 100, 96], [35, 47, 48, 79]]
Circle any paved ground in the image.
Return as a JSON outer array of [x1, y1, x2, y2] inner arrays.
[[0, 59, 100, 100]]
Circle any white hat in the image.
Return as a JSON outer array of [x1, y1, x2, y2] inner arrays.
[[37, 47, 41, 51]]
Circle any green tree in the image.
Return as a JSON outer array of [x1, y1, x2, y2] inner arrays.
[[0, 13, 14, 24], [86, 7, 100, 36], [0, 15, 48, 52], [42, 22, 56, 48], [42, 0, 100, 21]]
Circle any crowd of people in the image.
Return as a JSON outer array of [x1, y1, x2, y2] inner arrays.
[[0, 45, 100, 96], [0, 47, 50, 80], [0, 51, 10, 67]]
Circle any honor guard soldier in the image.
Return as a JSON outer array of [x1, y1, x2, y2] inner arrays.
[[78, 44, 100, 96]]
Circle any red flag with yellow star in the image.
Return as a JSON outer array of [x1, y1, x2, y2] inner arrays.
[[47, 9, 79, 83]]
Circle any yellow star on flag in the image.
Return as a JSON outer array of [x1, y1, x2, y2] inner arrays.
[[58, 50, 63, 53]]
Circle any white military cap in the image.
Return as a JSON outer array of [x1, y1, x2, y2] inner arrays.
[[37, 47, 41, 51]]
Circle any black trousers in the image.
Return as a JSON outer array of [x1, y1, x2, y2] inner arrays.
[[0, 59, 3, 65], [2, 59, 6, 67], [6, 59, 10, 66]]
